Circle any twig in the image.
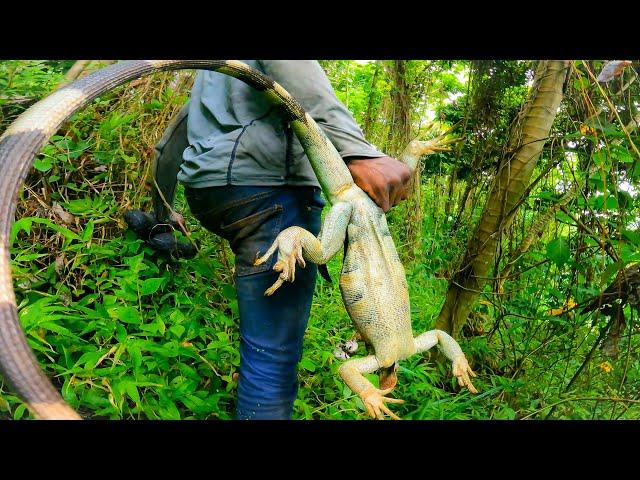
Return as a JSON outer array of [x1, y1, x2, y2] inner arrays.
[[522, 395, 640, 420]]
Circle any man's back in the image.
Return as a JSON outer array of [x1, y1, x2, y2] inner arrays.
[[178, 60, 383, 189]]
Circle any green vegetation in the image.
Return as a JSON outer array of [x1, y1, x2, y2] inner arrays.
[[1, 59, 639, 420]]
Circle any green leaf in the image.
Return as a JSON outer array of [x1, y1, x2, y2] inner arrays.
[[535, 191, 558, 201], [127, 343, 143, 370], [617, 191, 633, 210], [13, 403, 27, 420], [546, 237, 570, 267], [81, 220, 95, 242], [169, 310, 185, 324], [157, 316, 166, 335], [169, 324, 185, 338], [555, 211, 573, 224], [588, 174, 605, 191], [159, 401, 181, 420], [33, 158, 53, 172], [592, 151, 610, 171], [494, 406, 517, 420], [621, 229, 640, 246], [145, 100, 163, 110], [601, 261, 624, 288], [620, 244, 640, 263], [11, 217, 33, 243], [611, 145, 634, 164], [605, 196, 618, 210], [221, 284, 237, 300], [110, 306, 141, 324], [572, 77, 590, 90], [123, 381, 141, 407], [300, 358, 317, 372], [141, 277, 164, 296], [30, 217, 80, 241]]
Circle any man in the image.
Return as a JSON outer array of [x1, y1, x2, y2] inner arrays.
[[150, 60, 412, 420]]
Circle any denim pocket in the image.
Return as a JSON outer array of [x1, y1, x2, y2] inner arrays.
[[220, 204, 283, 236], [227, 204, 283, 277], [197, 189, 284, 277], [186, 187, 277, 219]]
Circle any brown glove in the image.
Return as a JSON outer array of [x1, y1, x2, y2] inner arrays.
[[346, 156, 413, 212]]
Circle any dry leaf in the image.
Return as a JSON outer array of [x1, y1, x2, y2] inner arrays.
[[52, 202, 75, 226], [599, 361, 613, 373], [548, 297, 577, 316], [54, 254, 65, 275], [597, 60, 633, 83], [580, 124, 597, 136]]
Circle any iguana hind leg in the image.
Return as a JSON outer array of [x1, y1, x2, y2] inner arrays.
[[254, 202, 352, 296], [414, 329, 478, 394], [338, 355, 404, 420]]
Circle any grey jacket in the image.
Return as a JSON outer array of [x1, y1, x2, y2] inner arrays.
[[152, 60, 385, 219]]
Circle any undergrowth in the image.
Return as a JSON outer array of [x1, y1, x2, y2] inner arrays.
[[1, 60, 638, 420]]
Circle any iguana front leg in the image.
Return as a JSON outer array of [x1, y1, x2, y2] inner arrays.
[[415, 329, 478, 394], [254, 202, 352, 296], [338, 355, 404, 420]]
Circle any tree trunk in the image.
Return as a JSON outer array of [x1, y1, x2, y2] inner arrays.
[[363, 61, 381, 139], [452, 176, 475, 230], [498, 67, 640, 291], [385, 60, 421, 258], [435, 60, 570, 337], [444, 168, 457, 219], [385, 60, 412, 156]]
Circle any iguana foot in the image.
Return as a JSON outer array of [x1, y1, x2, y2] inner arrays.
[[360, 386, 404, 420], [254, 227, 309, 296], [415, 330, 480, 395], [452, 355, 478, 394]]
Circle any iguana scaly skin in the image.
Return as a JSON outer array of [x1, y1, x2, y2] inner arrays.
[[0, 60, 475, 419], [255, 137, 478, 420]]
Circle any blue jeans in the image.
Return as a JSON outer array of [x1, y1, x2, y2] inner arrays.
[[185, 185, 325, 419]]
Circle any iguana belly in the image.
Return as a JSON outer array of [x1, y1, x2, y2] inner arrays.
[[339, 204, 416, 366]]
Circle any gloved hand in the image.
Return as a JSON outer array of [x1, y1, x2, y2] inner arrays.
[[124, 209, 197, 259], [346, 156, 413, 212]]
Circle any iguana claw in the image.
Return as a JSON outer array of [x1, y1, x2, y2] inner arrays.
[[255, 229, 308, 296], [360, 386, 404, 420], [452, 355, 478, 394]]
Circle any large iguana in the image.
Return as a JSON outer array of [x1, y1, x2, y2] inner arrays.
[[253, 137, 477, 419], [0, 60, 476, 420]]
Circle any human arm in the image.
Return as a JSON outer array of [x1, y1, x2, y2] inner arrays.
[[259, 61, 412, 211], [150, 102, 190, 224]]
